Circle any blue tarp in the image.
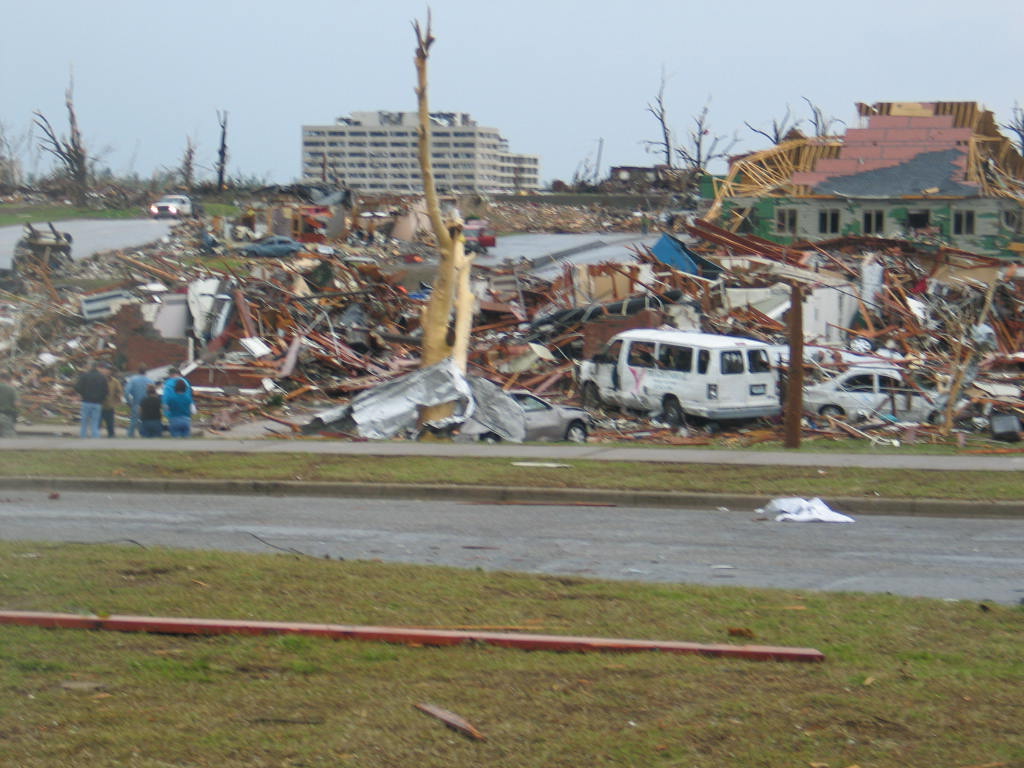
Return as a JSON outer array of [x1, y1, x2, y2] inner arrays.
[[650, 233, 723, 279]]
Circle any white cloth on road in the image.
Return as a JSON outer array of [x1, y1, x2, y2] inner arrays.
[[759, 496, 855, 523]]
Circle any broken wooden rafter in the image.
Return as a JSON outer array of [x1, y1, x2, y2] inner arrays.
[[414, 703, 486, 741], [0, 611, 826, 663]]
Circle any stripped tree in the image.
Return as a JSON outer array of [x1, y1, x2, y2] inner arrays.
[[0, 120, 28, 186], [179, 136, 196, 191], [802, 97, 845, 137], [745, 104, 802, 146], [643, 67, 673, 168], [675, 102, 736, 173], [215, 110, 229, 190], [1000, 103, 1024, 157], [33, 79, 90, 205], [413, 12, 474, 429]]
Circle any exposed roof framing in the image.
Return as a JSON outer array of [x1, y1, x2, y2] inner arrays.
[[707, 102, 1024, 225], [706, 137, 842, 220]]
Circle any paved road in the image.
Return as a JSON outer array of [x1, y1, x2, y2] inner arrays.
[[1, 489, 1021, 604], [0, 219, 174, 270]]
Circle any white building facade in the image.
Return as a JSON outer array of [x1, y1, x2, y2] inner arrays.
[[301, 111, 540, 194]]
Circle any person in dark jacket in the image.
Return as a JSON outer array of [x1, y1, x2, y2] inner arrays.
[[139, 384, 164, 438], [0, 370, 17, 437], [74, 362, 108, 438], [163, 378, 194, 438]]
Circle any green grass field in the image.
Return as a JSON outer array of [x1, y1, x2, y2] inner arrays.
[[1, 448, 1022, 502], [0, 541, 1020, 767]]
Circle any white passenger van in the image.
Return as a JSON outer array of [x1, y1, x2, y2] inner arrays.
[[577, 329, 781, 425]]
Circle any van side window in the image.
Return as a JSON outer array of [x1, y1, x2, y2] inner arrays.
[[658, 344, 692, 372], [879, 375, 911, 394], [841, 374, 875, 392], [747, 349, 771, 373], [721, 351, 744, 374], [697, 349, 710, 374], [627, 342, 656, 368], [598, 340, 622, 365]]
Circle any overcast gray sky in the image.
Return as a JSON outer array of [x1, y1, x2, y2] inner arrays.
[[3, 0, 1022, 188]]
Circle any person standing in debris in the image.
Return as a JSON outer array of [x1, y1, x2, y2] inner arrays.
[[162, 367, 192, 401], [124, 365, 152, 438], [139, 384, 164, 438], [99, 364, 124, 438], [74, 362, 108, 439], [163, 378, 194, 438], [0, 371, 18, 437]]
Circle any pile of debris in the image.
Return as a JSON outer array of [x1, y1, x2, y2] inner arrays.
[[2, 195, 1023, 446]]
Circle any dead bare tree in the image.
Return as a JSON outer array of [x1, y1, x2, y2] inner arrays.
[[33, 79, 91, 205], [1000, 103, 1024, 156], [802, 97, 844, 137], [745, 104, 801, 145], [215, 110, 229, 190], [0, 120, 29, 186], [675, 103, 737, 173], [643, 68, 673, 168], [179, 137, 196, 191]]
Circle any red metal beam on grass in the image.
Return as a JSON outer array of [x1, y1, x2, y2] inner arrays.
[[0, 611, 824, 663]]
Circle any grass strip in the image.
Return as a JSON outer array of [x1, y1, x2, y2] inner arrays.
[[0, 449, 1022, 501], [0, 541, 1020, 767]]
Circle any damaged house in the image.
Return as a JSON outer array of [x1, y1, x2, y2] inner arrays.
[[708, 101, 1024, 258]]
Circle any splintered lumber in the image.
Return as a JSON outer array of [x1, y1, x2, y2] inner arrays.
[[0, 611, 826, 662], [414, 703, 486, 741]]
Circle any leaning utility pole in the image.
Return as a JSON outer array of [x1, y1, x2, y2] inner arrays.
[[414, 13, 474, 425], [783, 281, 804, 449]]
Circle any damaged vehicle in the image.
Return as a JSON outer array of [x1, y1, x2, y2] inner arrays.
[[578, 329, 781, 427], [803, 364, 947, 423], [457, 390, 590, 443]]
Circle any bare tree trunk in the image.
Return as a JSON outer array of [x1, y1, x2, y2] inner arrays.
[[414, 13, 473, 432], [180, 137, 196, 191], [33, 79, 90, 206], [645, 69, 673, 168], [216, 111, 229, 190]]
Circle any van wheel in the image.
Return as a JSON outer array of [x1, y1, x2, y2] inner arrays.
[[663, 397, 685, 428], [819, 405, 844, 419], [581, 382, 601, 409], [564, 420, 588, 443]]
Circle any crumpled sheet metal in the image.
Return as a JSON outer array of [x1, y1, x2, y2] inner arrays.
[[304, 358, 529, 441], [463, 376, 527, 442], [306, 358, 472, 439]]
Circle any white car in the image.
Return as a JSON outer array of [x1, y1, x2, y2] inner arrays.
[[803, 365, 944, 423], [150, 195, 194, 219]]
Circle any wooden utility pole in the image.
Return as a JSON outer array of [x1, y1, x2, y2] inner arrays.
[[783, 281, 804, 449]]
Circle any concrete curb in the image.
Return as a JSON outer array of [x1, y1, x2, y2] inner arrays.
[[0, 476, 1020, 519]]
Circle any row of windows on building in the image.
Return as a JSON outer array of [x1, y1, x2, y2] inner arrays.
[[305, 129, 501, 140], [775, 208, 981, 236]]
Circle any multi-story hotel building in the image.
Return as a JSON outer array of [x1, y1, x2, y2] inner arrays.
[[301, 111, 540, 194]]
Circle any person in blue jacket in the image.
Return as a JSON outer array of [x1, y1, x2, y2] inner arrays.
[[163, 378, 194, 438]]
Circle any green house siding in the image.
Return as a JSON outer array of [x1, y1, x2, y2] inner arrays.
[[718, 196, 1024, 258]]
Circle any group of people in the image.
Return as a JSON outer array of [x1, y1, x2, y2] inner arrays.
[[73, 363, 195, 439]]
